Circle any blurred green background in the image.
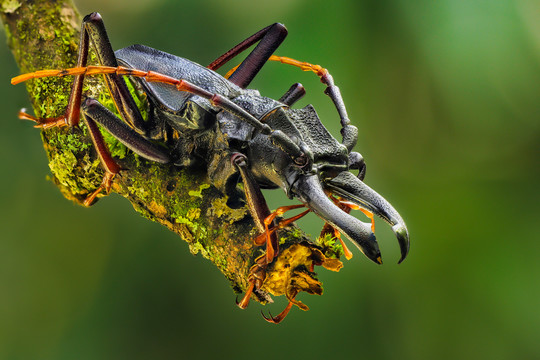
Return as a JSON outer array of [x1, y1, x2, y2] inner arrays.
[[1, 0, 539, 359]]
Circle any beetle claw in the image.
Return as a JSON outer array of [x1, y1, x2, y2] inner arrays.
[[261, 311, 280, 324], [262, 301, 294, 324]]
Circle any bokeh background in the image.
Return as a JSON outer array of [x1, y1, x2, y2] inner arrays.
[[1, 1, 539, 359]]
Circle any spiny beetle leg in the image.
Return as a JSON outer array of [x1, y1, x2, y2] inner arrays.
[[16, 13, 145, 131], [232, 153, 274, 235], [82, 99, 170, 164], [236, 282, 254, 309]]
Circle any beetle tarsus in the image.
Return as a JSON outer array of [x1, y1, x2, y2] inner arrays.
[[18, 109, 67, 129], [237, 255, 268, 309], [83, 171, 115, 207]]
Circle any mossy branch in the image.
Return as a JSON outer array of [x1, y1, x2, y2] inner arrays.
[[1, 0, 343, 308]]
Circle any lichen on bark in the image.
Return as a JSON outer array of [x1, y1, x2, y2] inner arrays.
[[1, 0, 343, 310]]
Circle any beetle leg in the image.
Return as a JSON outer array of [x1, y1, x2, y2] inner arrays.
[[232, 154, 274, 233], [13, 13, 156, 204], [262, 300, 294, 324], [236, 282, 255, 309], [233, 155, 306, 263], [278, 83, 306, 106], [254, 208, 310, 247], [82, 99, 170, 164], [80, 104, 121, 206], [16, 13, 147, 133], [232, 154, 311, 308], [74, 13, 147, 132], [259, 205, 308, 263], [84, 171, 116, 207], [79, 98, 170, 205], [254, 55, 358, 151], [231, 153, 275, 308], [208, 23, 288, 89], [82, 13, 151, 134], [17, 109, 68, 129], [262, 287, 308, 324], [236, 254, 267, 309], [247, 209, 311, 309]]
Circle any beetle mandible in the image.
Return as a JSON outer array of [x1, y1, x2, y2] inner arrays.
[[12, 13, 410, 323]]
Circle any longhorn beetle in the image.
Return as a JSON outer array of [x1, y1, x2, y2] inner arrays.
[[12, 13, 410, 323]]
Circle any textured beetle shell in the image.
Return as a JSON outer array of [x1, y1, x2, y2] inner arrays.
[[116, 44, 243, 113], [284, 105, 348, 167]]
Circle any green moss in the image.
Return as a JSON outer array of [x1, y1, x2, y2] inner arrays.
[[315, 233, 344, 259], [188, 241, 209, 257], [186, 208, 200, 221], [209, 197, 248, 223], [171, 207, 207, 238], [127, 182, 150, 202], [188, 183, 210, 198], [1, 0, 21, 14], [279, 226, 304, 245]]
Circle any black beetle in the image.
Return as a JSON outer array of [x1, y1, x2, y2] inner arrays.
[[13, 13, 409, 323]]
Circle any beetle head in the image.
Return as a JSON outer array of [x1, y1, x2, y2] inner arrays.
[[264, 106, 410, 264]]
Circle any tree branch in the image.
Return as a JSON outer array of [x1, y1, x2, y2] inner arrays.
[[1, 0, 343, 308]]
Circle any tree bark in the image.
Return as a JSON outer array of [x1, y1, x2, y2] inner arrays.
[[1, 0, 342, 308]]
